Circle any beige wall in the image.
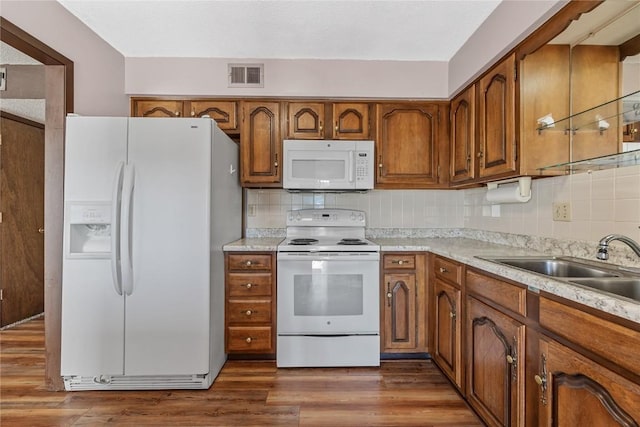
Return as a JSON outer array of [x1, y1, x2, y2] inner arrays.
[[1, 0, 128, 116]]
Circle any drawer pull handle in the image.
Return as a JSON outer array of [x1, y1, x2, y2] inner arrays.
[[245, 310, 253, 316], [439, 267, 447, 273], [391, 260, 405, 265], [245, 337, 253, 343], [245, 283, 253, 289], [245, 260, 253, 266]]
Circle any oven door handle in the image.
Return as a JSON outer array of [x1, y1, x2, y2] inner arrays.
[[349, 151, 355, 183]]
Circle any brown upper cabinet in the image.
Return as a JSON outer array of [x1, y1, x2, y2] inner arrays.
[[240, 101, 282, 187], [376, 103, 446, 188], [477, 53, 517, 179], [131, 98, 238, 133], [450, 86, 476, 184], [286, 102, 370, 140]]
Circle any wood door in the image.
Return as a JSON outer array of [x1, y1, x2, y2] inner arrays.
[[450, 86, 476, 184], [537, 338, 640, 427], [466, 296, 525, 427], [287, 102, 325, 139], [477, 54, 517, 178], [519, 44, 570, 175], [433, 278, 462, 388], [187, 100, 238, 131], [571, 45, 620, 162], [382, 272, 417, 351], [240, 101, 282, 186], [0, 113, 45, 327], [332, 103, 370, 139], [131, 100, 184, 117], [376, 103, 440, 188]]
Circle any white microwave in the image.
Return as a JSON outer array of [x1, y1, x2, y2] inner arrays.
[[283, 140, 375, 191]]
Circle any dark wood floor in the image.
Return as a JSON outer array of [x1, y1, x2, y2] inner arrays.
[[1, 317, 483, 426]]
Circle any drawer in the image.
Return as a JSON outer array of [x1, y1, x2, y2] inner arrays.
[[227, 273, 272, 297], [466, 269, 527, 316], [383, 254, 416, 270], [228, 253, 272, 271], [434, 256, 463, 286], [540, 296, 640, 376], [227, 326, 273, 352], [227, 300, 272, 323]]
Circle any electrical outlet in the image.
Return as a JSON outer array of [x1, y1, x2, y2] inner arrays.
[[552, 202, 571, 221], [0, 67, 6, 91], [247, 204, 256, 217]]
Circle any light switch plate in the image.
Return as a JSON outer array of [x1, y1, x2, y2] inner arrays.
[[553, 202, 571, 221]]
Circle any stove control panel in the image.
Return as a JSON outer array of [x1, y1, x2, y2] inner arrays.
[[286, 209, 366, 227]]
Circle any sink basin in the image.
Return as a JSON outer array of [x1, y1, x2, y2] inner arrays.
[[484, 257, 619, 278], [569, 278, 640, 302]]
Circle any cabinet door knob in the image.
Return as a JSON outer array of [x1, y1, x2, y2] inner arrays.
[[450, 311, 456, 319], [175, 111, 181, 117], [534, 374, 544, 386], [191, 111, 196, 117], [245, 310, 253, 316], [477, 151, 483, 158], [319, 121, 323, 132], [38, 228, 45, 234], [439, 267, 447, 273], [506, 355, 515, 364], [245, 260, 252, 266], [245, 283, 253, 289], [386, 292, 392, 299], [335, 122, 339, 133], [245, 337, 253, 343]]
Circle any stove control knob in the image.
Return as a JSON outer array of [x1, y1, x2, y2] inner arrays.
[[350, 213, 356, 221], [296, 213, 302, 221], [288, 212, 294, 221], [358, 213, 364, 222]]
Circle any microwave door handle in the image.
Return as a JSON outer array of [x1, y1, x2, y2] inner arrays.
[[349, 151, 355, 182]]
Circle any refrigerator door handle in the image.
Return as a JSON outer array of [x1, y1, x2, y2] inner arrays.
[[121, 164, 135, 296], [110, 161, 125, 296]]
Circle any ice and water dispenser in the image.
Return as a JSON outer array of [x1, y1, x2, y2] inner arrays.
[[66, 202, 112, 258]]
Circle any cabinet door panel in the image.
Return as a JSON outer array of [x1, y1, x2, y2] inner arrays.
[[383, 273, 416, 350], [332, 103, 370, 139], [477, 54, 516, 178], [450, 86, 475, 184], [188, 100, 238, 131], [466, 296, 525, 427], [241, 101, 281, 185], [376, 103, 440, 187], [433, 278, 462, 388], [288, 102, 325, 139], [132, 100, 184, 117], [538, 339, 640, 427]]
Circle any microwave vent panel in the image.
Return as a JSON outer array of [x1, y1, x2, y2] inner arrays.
[[228, 64, 264, 88]]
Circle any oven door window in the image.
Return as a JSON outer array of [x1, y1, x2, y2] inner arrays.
[[294, 273, 363, 316], [277, 257, 379, 335]]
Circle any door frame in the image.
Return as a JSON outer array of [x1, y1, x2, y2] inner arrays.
[[1, 17, 74, 391]]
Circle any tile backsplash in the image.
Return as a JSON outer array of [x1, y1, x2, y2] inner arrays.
[[246, 164, 640, 245]]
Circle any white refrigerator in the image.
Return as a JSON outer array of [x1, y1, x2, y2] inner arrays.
[[60, 116, 241, 390]]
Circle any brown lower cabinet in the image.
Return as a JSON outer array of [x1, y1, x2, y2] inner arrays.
[[224, 252, 276, 356], [380, 253, 428, 353]]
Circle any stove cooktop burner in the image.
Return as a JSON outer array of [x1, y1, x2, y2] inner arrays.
[[289, 238, 319, 245], [338, 238, 366, 245]]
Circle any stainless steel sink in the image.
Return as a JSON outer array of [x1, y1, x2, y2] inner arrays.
[[477, 255, 640, 302], [481, 257, 619, 278], [569, 278, 640, 302]]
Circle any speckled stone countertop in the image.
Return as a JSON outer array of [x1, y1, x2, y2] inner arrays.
[[223, 235, 640, 324], [223, 237, 283, 252], [375, 237, 640, 325]]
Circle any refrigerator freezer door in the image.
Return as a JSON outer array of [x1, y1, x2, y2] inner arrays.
[[61, 117, 128, 376], [124, 118, 211, 375]]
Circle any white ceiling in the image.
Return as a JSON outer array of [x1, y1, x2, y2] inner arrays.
[[57, 0, 502, 61]]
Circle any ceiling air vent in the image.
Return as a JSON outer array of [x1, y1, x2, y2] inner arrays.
[[228, 63, 264, 88]]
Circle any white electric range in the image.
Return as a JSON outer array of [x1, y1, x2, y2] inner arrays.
[[276, 209, 380, 368]]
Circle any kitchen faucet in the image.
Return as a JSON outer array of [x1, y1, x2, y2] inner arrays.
[[596, 234, 640, 260]]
